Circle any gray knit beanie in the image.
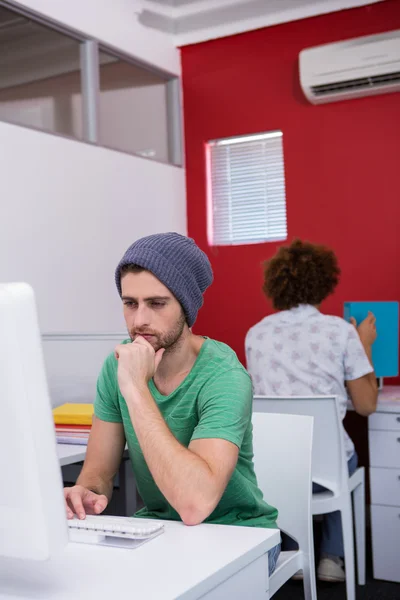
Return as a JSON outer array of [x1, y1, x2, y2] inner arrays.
[[115, 232, 213, 327]]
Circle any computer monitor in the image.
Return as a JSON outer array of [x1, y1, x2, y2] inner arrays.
[[0, 283, 68, 560]]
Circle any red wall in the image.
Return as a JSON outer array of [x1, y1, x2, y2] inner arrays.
[[181, 0, 400, 379]]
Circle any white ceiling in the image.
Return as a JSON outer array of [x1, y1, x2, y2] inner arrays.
[[136, 0, 385, 46]]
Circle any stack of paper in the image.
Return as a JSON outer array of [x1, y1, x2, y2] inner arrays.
[[53, 403, 94, 445]]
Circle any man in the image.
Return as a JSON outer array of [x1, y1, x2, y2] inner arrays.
[[246, 238, 377, 582], [64, 232, 280, 574]]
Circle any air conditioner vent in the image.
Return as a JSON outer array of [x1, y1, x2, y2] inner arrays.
[[311, 71, 400, 96]]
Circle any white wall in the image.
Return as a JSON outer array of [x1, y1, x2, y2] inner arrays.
[[12, 0, 180, 75], [0, 120, 186, 334], [42, 334, 125, 405]]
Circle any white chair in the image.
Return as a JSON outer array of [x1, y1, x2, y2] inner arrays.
[[252, 412, 317, 599], [253, 395, 366, 600]]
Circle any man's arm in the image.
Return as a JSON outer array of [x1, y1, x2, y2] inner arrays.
[[347, 313, 378, 416], [347, 375, 378, 416], [65, 416, 125, 518], [126, 385, 239, 525], [76, 416, 125, 497]]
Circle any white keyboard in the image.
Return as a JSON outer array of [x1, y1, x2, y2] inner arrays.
[[68, 515, 164, 547]]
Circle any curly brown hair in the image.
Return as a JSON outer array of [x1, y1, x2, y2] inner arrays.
[[263, 239, 341, 310]]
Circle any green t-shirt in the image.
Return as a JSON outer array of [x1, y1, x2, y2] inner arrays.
[[94, 337, 278, 529]]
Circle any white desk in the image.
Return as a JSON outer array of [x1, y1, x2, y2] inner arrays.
[[347, 385, 400, 413], [57, 443, 87, 466], [373, 385, 400, 413], [366, 386, 400, 583], [348, 386, 400, 582], [0, 521, 280, 600]]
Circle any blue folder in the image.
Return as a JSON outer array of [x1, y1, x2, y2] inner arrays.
[[343, 301, 399, 378]]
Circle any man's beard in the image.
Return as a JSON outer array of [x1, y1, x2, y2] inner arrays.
[[129, 311, 186, 353]]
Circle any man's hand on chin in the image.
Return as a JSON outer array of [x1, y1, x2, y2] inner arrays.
[[115, 336, 165, 400]]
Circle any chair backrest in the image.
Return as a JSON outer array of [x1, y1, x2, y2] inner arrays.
[[252, 412, 314, 546], [253, 395, 348, 495]]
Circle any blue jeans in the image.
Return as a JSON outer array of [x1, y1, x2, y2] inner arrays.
[[315, 451, 358, 558], [268, 543, 281, 575], [283, 452, 358, 559]]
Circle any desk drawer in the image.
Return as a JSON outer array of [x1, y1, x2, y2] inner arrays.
[[369, 430, 400, 468], [369, 412, 400, 431], [371, 505, 400, 583], [370, 468, 400, 507]]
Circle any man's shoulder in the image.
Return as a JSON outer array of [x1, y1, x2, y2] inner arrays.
[[203, 337, 243, 363], [201, 338, 250, 378], [197, 339, 252, 404]]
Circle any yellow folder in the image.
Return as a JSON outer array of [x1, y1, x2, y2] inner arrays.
[[53, 403, 94, 426]]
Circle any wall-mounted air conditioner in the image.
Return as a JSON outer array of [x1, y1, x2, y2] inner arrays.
[[299, 29, 400, 104]]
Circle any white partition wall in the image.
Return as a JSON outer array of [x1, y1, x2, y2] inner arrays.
[[0, 2, 185, 401], [41, 333, 126, 406], [0, 120, 187, 334]]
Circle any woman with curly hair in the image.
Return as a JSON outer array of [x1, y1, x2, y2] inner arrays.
[[245, 239, 378, 583]]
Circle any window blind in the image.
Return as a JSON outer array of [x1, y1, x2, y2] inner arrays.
[[207, 131, 287, 246]]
